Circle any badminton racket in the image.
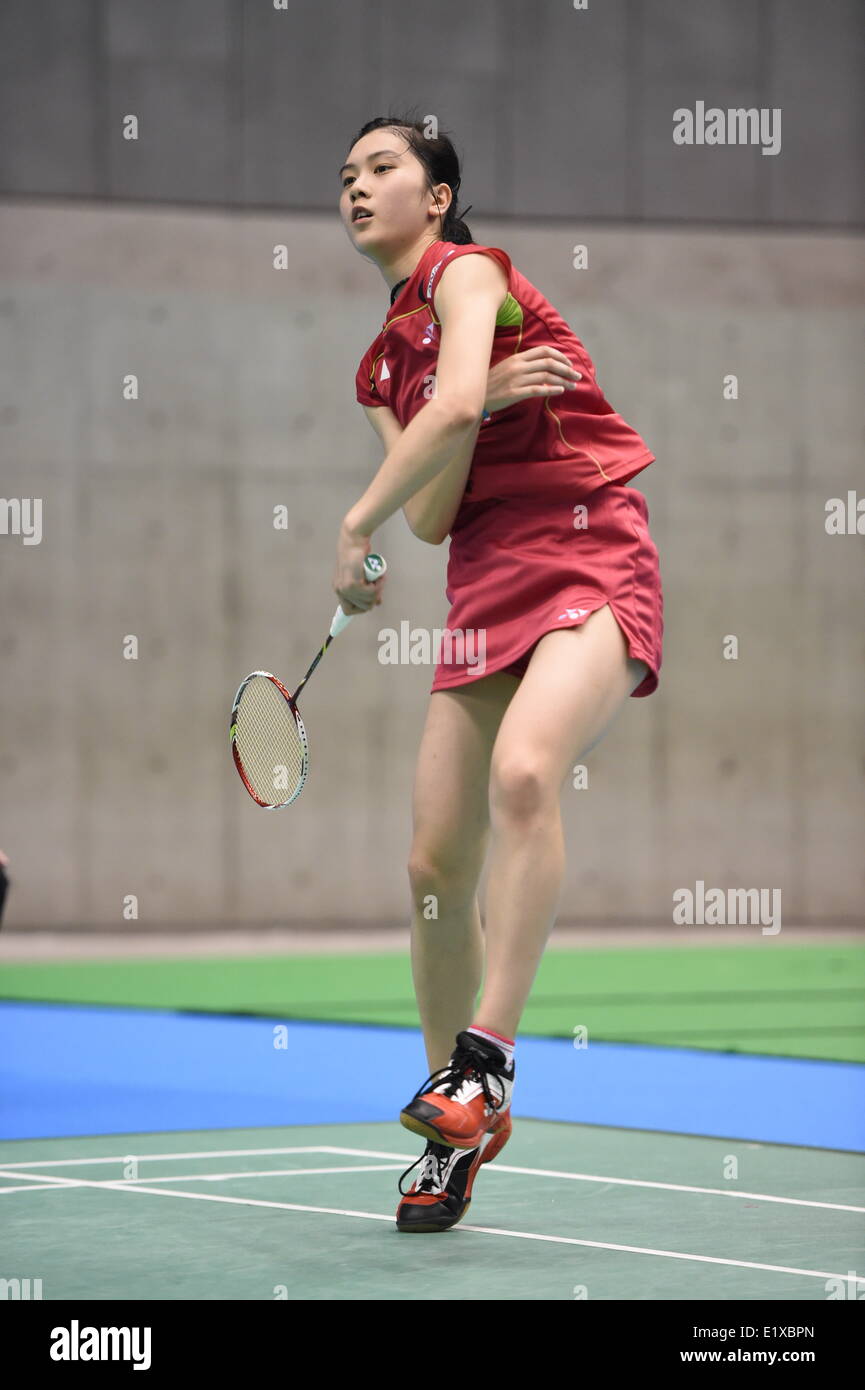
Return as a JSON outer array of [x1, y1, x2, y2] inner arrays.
[[230, 552, 386, 808]]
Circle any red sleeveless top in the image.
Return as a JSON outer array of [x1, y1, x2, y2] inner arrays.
[[355, 238, 655, 507]]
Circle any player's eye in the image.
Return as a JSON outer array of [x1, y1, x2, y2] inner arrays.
[[342, 164, 392, 188]]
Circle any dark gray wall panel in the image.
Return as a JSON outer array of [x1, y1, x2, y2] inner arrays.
[[240, 1, 379, 207], [0, 0, 861, 226], [641, 0, 767, 222], [103, 0, 236, 201], [512, 0, 633, 218], [0, 0, 100, 195], [106, 59, 238, 202], [766, 0, 865, 224], [105, 0, 233, 61], [376, 0, 510, 219]]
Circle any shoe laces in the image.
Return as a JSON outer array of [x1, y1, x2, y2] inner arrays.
[[398, 1141, 456, 1196], [409, 1038, 509, 1113]]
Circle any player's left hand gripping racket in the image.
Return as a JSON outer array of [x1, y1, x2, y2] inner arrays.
[[230, 553, 386, 808]]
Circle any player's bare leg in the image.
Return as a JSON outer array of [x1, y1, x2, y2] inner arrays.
[[407, 673, 516, 1073], [476, 604, 649, 1041]]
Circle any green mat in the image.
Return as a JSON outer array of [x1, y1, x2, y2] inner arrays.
[[2, 944, 863, 1064]]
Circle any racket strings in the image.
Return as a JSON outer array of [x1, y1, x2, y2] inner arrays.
[[233, 676, 306, 804]]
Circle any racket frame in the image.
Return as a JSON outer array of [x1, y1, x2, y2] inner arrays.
[[229, 669, 310, 810]]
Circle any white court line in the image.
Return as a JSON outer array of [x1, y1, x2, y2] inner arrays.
[[0, 1166, 855, 1284], [0, 1144, 861, 1212], [0, 1182, 93, 1194], [322, 1147, 865, 1214], [0, 1164, 405, 1189], [0, 1146, 332, 1168]]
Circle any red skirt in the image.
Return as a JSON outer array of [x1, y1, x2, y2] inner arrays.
[[430, 480, 663, 698]]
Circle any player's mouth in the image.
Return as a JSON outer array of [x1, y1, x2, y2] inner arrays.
[[352, 208, 374, 225]]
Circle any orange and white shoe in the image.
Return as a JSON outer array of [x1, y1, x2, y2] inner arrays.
[[396, 1108, 513, 1233], [399, 1029, 515, 1150]]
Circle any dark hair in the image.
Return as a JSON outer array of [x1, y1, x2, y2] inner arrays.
[[345, 109, 475, 245]]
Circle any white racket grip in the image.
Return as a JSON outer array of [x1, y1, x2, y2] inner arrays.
[[329, 552, 387, 639]]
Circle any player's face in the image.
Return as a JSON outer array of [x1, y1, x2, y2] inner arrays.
[[339, 131, 435, 253]]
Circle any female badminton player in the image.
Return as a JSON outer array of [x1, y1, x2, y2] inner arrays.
[[334, 113, 663, 1233]]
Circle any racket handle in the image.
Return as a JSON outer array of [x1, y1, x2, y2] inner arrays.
[[330, 552, 387, 638]]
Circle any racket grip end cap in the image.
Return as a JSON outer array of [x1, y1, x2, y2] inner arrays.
[[330, 553, 387, 637], [363, 553, 387, 581]]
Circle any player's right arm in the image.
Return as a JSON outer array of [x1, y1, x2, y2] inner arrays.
[[362, 403, 478, 545]]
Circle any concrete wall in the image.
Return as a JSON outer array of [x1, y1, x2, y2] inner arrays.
[[0, 0, 862, 226], [1, 200, 862, 927]]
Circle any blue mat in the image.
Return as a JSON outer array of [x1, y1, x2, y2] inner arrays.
[[1, 1001, 862, 1149]]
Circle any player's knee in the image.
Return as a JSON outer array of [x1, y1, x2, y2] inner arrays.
[[407, 845, 477, 905], [489, 756, 552, 824]]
